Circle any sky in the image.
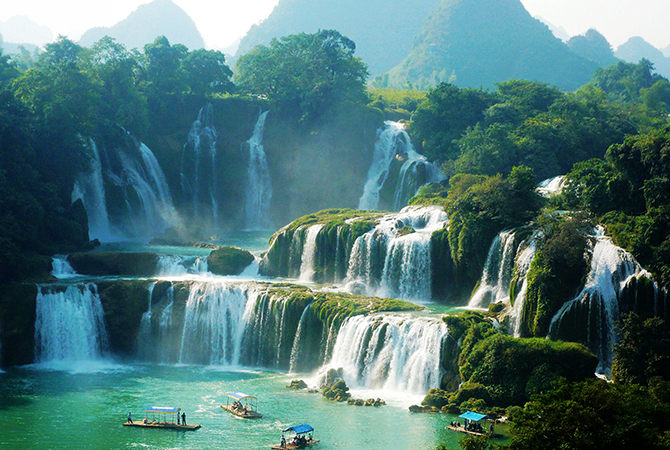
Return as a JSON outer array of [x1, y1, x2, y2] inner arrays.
[[1, 0, 670, 51]]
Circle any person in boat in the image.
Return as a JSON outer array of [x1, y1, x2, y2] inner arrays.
[[182, 412, 186, 425], [177, 412, 181, 425], [127, 412, 133, 423], [280, 435, 286, 448]]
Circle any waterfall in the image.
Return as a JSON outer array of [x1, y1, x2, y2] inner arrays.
[[72, 135, 177, 241], [156, 255, 209, 277], [324, 313, 448, 394], [51, 255, 77, 279], [469, 231, 519, 308], [537, 176, 566, 197], [179, 281, 254, 365], [34, 284, 109, 364], [180, 104, 219, 224], [358, 121, 444, 211], [72, 139, 113, 241], [509, 236, 540, 337], [548, 228, 653, 373], [244, 111, 272, 230], [345, 206, 448, 302], [299, 224, 324, 282]]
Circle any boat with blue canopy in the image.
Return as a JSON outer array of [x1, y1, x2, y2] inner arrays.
[[122, 406, 201, 430], [446, 411, 500, 438], [271, 423, 319, 449], [221, 392, 262, 418]]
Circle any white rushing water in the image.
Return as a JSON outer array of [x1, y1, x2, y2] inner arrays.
[[179, 281, 256, 365], [548, 228, 653, 372], [71, 139, 114, 241], [180, 104, 219, 224], [299, 224, 324, 282], [345, 206, 448, 302], [50, 255, 78, 279], [323, 313, 448, 395], [34, 284, 109, 364], [72, 135, 177, 241], [359, 121, 444, 211], [244, 110, 272, 230]]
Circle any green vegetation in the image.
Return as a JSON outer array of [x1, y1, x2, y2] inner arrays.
[[444, 167, 543, 289], [521, 215, 591, 337], [235, 30, 368, 124], [505, 378, 670, 450], [386, 0, 597, 91]]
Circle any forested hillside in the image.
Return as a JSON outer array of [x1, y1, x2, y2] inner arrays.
[[236, 0, 440, 75], [384, 0, 597, 90]]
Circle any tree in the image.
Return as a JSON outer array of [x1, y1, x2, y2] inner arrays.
[[141, 36, 188, 98], [612, 312, 670, 385], [235, 29, 368, 122], [181, 48, 233, 96], [409, 83, 497, 162], [506, 378, 670, 450]]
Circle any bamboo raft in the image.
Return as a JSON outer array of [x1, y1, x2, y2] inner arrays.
[[123, 421, 201, 430], [270, 438, 320, 449], [446, 425, 502, 439], [221, 404, 262, 418]]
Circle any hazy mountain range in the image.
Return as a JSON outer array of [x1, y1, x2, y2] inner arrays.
[[3, 0, 670, 88]]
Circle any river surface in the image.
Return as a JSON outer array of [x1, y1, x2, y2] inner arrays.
[[0, 363, 472, 450]]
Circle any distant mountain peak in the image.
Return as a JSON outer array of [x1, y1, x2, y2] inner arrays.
[[384, 0, 597, 90], [79, 0, 204, 50]]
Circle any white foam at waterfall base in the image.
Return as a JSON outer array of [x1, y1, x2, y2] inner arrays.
[[34, 284, 110, 369], [320, 313, 448, 397]]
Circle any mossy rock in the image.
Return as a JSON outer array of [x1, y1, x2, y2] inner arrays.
[[422, 388, 451, 409], [207, 246, 255, 275], [287, 379, 308, 390], [409, 404, 439, 413], [68, 252, 158, 276]]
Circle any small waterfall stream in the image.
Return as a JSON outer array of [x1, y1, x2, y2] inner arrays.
[[358, 121, 444, 211], [71, 139, 113, 241], [34, 284, 109, 364], [180, 104, 219, 224], [548, 229, 654, 373], [244, 111, 272, 230]]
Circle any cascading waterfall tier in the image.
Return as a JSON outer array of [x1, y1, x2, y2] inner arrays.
[[358, 121, 444, 212], [244, 111, 272, 230], [345, 206, 448, 302], [72, 134, 177, 241], [323, 313, 448, 394], [548, 229, 659, 373], [261, 206, 448, 302], [34, 283, 109, 363], [180, 104, 220, 226]]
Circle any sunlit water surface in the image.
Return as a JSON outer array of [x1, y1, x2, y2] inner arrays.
[[0, 364, 470, 450]]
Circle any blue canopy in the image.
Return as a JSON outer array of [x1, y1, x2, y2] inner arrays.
[[145, 406, 180, 414], [459, 411, 487, 422], [228, 392, 256, 400], [283, 424, 314, 434]]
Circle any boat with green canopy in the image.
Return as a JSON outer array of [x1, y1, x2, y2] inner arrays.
[[221, 392, 262, 418], [123, 406, 201, 430], [271, 423, 319, 449]]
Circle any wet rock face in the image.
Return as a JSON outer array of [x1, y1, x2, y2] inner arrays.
[[206, 246, 254, 275]]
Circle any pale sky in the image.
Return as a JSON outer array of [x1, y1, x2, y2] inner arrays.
[[0, 0, 669, 51]]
